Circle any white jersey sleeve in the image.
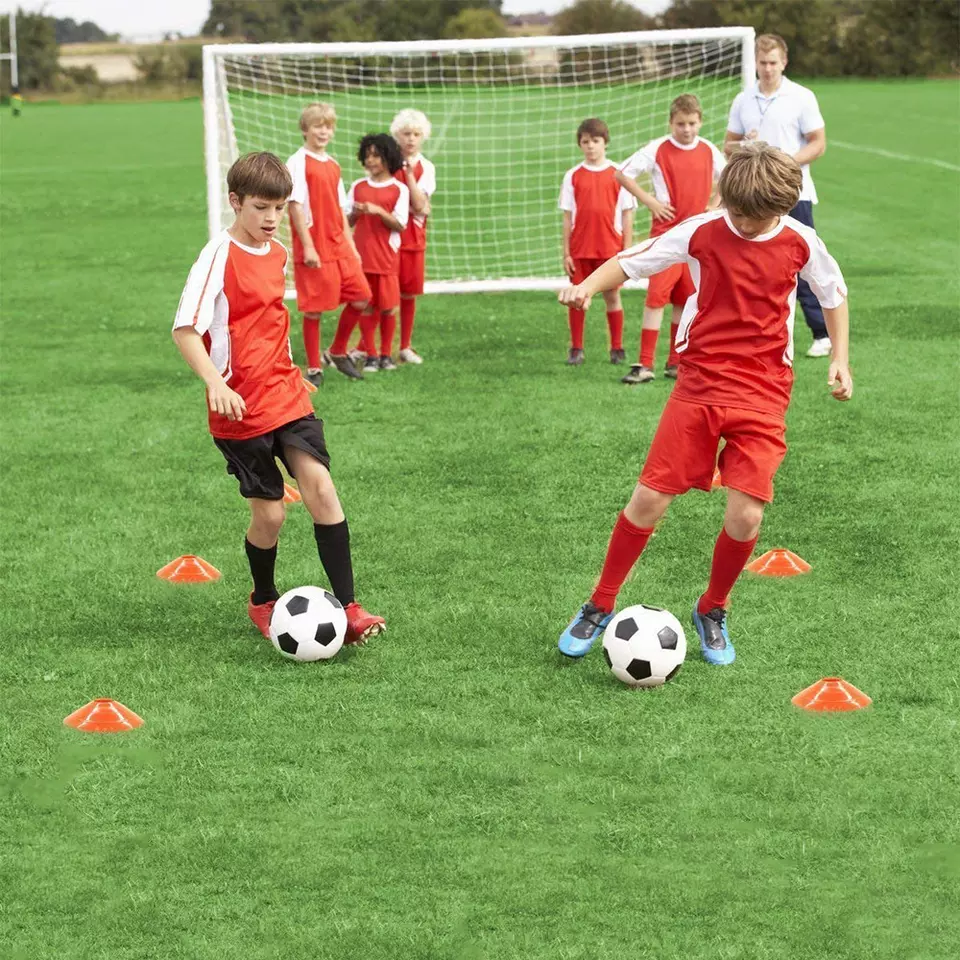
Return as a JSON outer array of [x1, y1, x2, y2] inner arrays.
[[558, 168, 575, 212], [338, 178, 348, 210], [172, 234, 231, 336], [617, 185, 638, 212], [343, 180, 359, 217], [727, 91, 747, 135], [616, 214, 709, 280], [619, 142, 657, 180], [394, 182, 410, 230], [418, 158, 437, 196], [791, 220, 847, 308], [708, 140, 727, 180]]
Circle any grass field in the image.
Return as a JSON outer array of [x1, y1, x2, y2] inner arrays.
[[1, 79, 959, 959]]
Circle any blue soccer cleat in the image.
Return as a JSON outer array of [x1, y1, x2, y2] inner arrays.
[[691, 600, 735, 665], [558, 602, 614, 658]]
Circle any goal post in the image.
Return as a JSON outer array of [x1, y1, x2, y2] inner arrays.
[[202, 28, 755, 296]]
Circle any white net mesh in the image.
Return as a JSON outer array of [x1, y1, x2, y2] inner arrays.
[[205, 31, 752, 291]]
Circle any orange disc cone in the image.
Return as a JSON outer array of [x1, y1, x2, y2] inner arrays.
[[301, 377, 318, 394], [711, 467, 723, 490], [792, 677, 872, 712], [746, 548, 811, 577], [156, 554, 221, 583], [282, 482, 302, 504], [64, 698, 144, 732]]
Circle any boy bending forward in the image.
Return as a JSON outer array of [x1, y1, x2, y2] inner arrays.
[[557, 143, 852, 665]]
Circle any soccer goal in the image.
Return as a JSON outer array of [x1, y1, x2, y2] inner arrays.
[[202, 28, 755, 295]]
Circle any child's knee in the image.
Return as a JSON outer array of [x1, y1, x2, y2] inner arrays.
[[726, 494, 765, 538], [251, 499, 286, 535], [602, 289, 622, 309]]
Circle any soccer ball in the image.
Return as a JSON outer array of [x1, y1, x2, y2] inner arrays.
[[602, 604, 686, 688], [269, 586, 347, 662]]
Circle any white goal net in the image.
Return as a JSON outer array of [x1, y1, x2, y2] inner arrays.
[[203, 28, 754, 294]]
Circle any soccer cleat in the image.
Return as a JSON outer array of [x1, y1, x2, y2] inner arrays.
[[566, 347, 585, 366], [344, 601, 385, 645], [363, 355, 380, 373], [247, 594, 276, 639], [663, 364, 679, 380], [691, 600, 735, 665], [379, 355, 398, 371], [321, 350, 333, 368], [805, 336, 832, 358], [348, 348, 366, 364], [610, 348, 626, 364], [329, 353, 364, 380], [398, 348, 423, 365], [558, 602, 614, 658], [621, 364, 655, 385], [305, 367, 324, 387]]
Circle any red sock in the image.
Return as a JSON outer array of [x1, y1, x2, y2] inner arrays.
[[590, 512, 654, 612], [380, 311, 397, 357], [330, 305, 361, 355], [667, 322, 680, 367], [568, 308, 585, 350], [698, 528, 758, 613], [359, 312, 378, 356], [606, 309, 624, 351], [400, 298, 416, 351], [302, 315, 321, 369], [640, 328, 659, 367]]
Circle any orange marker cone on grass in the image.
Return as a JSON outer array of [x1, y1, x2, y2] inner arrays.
[[156, 555, 221, 583], [282, 482, 302, 504], [792, 678, 872, 712], [746, 549, 811, 577], [64, 698, 144, 732]]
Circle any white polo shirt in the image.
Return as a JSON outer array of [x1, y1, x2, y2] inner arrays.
[[727, 76, 825, 204]]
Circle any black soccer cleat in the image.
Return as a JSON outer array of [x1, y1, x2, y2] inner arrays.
[[305, 368, 324, 387], [664, 364, 679, 380], [379, 355, 398, 371], [610, 348, 626, 364], [329, 353, 364, 380], [566, 347, 585, 366], [621, 364, 655, 385]]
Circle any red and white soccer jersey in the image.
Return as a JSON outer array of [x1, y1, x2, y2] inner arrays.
[[394, 155, 436, 252], [617, 211, 847, 419], [172, 232, 311, 441], [559, 160, 637, 260], [286, 147, 354, 263], [345, 177, 410, 275], [619, 136, 725, 237]]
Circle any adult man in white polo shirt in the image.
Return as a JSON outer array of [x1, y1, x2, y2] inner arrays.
[[725, 33, 831, 357]]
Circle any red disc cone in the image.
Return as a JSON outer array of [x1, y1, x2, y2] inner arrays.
[[64, 698, 144, 732], [282, 482, 302, 504], [746, 549, 811, 577], [792, 677, 872, 712], [156, 555, 221, 583]]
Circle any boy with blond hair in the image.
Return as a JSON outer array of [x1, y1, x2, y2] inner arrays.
[[559, 117, 637, 365], [391, 108, 437, 364], [616, 94, 725, 384], [286, 102, 368, 383], [172, 152, 385, 644], [557, 143, 852, 666]]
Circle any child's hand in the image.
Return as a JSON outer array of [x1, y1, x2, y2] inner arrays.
[[745, 129, 759, 141], [563, 255, 575, 278], [207, 380, 247, 421], [353, 201, 370, 214], [558, 284, 591, 312], [827, 361, 853, 401], [646, 197, 676, 222], [304, 245, 320, 268]]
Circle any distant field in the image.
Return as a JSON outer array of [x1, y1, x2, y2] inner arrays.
[[1, 79, 958, 960]]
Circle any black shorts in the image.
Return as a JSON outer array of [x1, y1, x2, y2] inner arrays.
[[213, 415, 331, 500]]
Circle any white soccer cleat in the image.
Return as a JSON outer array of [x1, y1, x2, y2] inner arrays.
[[805, 337, 832, 358], [399, 348, 423, 365]]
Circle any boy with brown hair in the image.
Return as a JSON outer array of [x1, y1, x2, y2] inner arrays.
[[615, 94, 725, 383], [559, 117, 637, 365], [557, 143, 852, 666], [172, 151, 385, 645]]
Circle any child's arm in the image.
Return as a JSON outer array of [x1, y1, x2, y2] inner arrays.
[[614, 168, 675, 222], [288, 202, 319, 267], [558, 258, 629, 312], [403, 160, 430, 217], [621, 207, 635, 249], [823, 302, 852, 401], [562, 211, 574, 278], [358, 203, 404, 233], [172, 327, 247, 422]]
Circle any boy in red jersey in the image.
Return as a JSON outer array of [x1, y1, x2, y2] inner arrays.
[[616, 94, 725, 384], [559, 118, 637, 365], [557, 143, 852, 665], [391, 109, 437, 365], [338, 134, 409, 373], [172, 153, 385, 644], [286, 103, 368, 383]]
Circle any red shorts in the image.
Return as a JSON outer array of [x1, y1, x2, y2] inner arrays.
[[399, 249, 425, 296], [572, 257, 618, 286], [640, 395, 787, 503], [366, 273, 400, 312], [645, 263, 694, 309], [294, 256, 371, 313]]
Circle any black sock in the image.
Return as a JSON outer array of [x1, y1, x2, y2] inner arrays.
[[245, 539, 279, 605], [313, 520, 355, 606]]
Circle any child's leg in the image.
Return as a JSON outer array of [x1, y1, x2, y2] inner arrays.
[[568, 305, 585, 350], [302, 312, 322, 371], [246, 498, 286, 604], [380, 309, 397, 358], [359, 308, 378, 357], [697, 489, 763, 613], [330, 300, 366, 355], [591, 483, 674, 612], [400, 295, 417, 351], [640, 306, 664, 368], [602, 287, 624, 354]]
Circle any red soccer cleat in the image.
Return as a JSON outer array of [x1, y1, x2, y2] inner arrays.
[[344, 601, 385, 645], [247, 594, 276, 639]]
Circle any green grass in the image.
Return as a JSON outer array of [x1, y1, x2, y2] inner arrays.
[[1, 79, 959, 959]]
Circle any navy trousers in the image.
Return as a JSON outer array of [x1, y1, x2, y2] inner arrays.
[[789, 201, 828, 340]]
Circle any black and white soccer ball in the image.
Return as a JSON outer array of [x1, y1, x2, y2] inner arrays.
[[269, 586, 346, 662], [602, 604, 686, 688]]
